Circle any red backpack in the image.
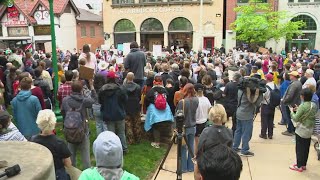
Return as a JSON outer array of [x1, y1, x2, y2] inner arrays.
[[154, 91, 167, 110]]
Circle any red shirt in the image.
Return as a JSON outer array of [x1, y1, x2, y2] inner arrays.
[[31, 87, 46, 110], [57, 81, 72, 106]]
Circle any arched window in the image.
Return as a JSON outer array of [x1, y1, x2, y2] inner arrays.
[[114, 19, 135, 32], [169, 17, 193, 32], [291, 15, 317, 31], [140, 18, 163, 32]]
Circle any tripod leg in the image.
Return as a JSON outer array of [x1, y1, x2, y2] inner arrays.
[[153, 134, 176, 180], [176, 133, 183, 180]]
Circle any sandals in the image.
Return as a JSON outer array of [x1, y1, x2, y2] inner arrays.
[[151, 142, 160, 149]]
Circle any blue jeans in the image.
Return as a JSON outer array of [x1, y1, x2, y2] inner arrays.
[[92, 104, 107, 135], [233, 119, 253, 153], [182, 126, 195, 172], [106, 120, 128, 151], [285, 106, 295, 133], [280, 102, 289, 124]]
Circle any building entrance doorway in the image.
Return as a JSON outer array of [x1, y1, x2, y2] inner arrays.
[[203, 37, 215, 52], [140, 18, 164, 51], [140, 34, 164, 51]]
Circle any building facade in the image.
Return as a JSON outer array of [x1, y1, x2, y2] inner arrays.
[[276, 0, 320, 53], [0, 0, 79, 52], [103, 0, 224, 53], [76, 8, 104, 52], [225, 0, 279, 52]]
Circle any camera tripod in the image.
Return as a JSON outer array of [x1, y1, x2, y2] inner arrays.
[[153, 126, 195, 180]]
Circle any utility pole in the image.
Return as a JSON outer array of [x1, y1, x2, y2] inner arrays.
[[199, 0, 203, 51], [48, 0, 59, 110]]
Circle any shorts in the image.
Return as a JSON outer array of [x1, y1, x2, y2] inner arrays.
[[196, 122, 207, 137]]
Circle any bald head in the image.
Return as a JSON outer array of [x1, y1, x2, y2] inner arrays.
[[126, 72, 134, 82]]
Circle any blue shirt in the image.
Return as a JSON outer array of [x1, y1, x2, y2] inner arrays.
[[280, 80, 290, 98]]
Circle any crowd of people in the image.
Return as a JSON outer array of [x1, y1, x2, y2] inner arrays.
[[0, 42, 320, 180]]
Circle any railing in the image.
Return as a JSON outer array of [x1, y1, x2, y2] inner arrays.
[[112, 0, 135, 5]]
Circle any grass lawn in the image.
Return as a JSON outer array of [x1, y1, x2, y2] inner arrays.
[[55, 120, 166, 180]]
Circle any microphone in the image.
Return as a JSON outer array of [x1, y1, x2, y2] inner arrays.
[[0, 164, 21, 178]]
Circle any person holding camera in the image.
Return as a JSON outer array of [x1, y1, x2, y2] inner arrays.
[[232, 77, 263, 157]]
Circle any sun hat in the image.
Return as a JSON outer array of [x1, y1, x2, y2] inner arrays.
[[288, 71, 299, 77], [98, 61, 109, 71]]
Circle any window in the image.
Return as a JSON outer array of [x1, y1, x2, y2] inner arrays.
[[288, 0, 294, 2], [298, 0, 310, 2], [141, 0, 163, 2], [90, 26, 95, 37], [114, 19, 135, 32], [169, 17, 193, 32], [140, 18, 164, 32], [112, 0, 134, 4], [81, 26, 86, 37], [291, 15, 317, 30]]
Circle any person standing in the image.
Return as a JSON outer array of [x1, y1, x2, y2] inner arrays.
[[279, 72, 291, 125], [282, 71, 302, 136], [123, 72, 142, 144], [176, 83, 199, 173], [124, 42, 146, 88], [11, 77, 42, 140], [289, 88, 317, 172], [260, 74, 276, 139], [302, 69, 316, 89], [78, 44, 97, 73], [57, 70, 74, 107], [99, 71, 128, 153], [232, 80, 263, 157], [61, 80, 96, 169]]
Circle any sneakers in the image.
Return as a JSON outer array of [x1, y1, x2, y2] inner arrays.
[[289, 164, 304, 172], [293, 164, 306, 170], [240, 151, 254, 157], [233, 148, 241, 152], [278, 122, 286, 125], [268, 136, 273, 139], [259, 134, 267, 139], [282, 131, 294, 136], [151, 142, 160, 149]]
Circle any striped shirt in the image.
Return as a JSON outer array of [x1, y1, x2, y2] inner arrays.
[[0, 123, 26, 141]]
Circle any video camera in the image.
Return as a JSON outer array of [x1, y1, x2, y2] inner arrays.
[[175, 110, 185, 134], [238, 76, 267, 94]]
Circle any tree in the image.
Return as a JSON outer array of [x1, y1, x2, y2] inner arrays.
[[0, 0, 14, 6], [231, 0, 305, 50]]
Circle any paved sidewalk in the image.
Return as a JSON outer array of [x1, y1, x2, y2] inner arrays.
[[152, 110, 320, 180]]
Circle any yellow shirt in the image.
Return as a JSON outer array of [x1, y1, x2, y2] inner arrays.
[[272, 71, 279, 85]]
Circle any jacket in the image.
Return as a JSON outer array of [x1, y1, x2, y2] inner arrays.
[[291, 101, 317, 138], [280, 80, 290, 98], [236, 89, 263, 121], [169, 70, 180, 82], [11, 90, 42, 137], [61, 91, 96, 133], [282, 80, 302, 106], [123, 82, 141, 115], [124, 48, 146, 80], [161, 72, 173, 87], [99, 83, 128, 121], [34, 77, 51, 99], [79, 168, 139, 180]]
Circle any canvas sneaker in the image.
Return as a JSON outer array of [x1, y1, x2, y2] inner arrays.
[[289, 164, 303, 172], [240, 151, 254, 157]]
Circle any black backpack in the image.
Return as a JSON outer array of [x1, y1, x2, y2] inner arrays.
[[265, 85, 281, 108]]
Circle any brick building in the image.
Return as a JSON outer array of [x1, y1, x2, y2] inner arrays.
[[224, 0, 279, 52], [76, 8, 104, 52]]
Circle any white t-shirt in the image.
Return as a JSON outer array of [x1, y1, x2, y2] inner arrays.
[[303, 77, 317, 89], [196, 96, 212, 124]]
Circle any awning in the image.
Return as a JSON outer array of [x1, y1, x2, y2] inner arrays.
[[0, 36, 31, 40]]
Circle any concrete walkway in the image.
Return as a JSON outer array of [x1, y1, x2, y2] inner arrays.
[[153, 110, 320, 180]]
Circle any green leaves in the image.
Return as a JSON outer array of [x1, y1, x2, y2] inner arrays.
[[0, 0, 14, 6], [231, 0, 305, 45]]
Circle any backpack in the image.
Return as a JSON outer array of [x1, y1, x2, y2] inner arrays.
[[154, 91, 167, 110], [266, 85, 281, 108], [204, 87, 222, 105], [63, 102, 85, 144]]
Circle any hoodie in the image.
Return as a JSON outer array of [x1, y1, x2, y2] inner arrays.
[[123, 82, 141, 115], [99, 83, 128, 121], [124, 48, 146, 80], [79, 131, 139, 180], [11, 90, 42, 137], [61, 91, 96, 133]]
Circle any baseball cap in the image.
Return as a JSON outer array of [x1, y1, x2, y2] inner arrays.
[[305, 69, 314, 76], [265, 73, 273, 81], [107, 71, 117, 79], [288, 71, 299, 77]]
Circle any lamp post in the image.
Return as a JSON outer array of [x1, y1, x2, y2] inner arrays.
[[48, 0, 59, 110]]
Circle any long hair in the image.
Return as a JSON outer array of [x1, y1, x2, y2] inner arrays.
[[82, 44, 91, 61], [183, 83, 196, 98]]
